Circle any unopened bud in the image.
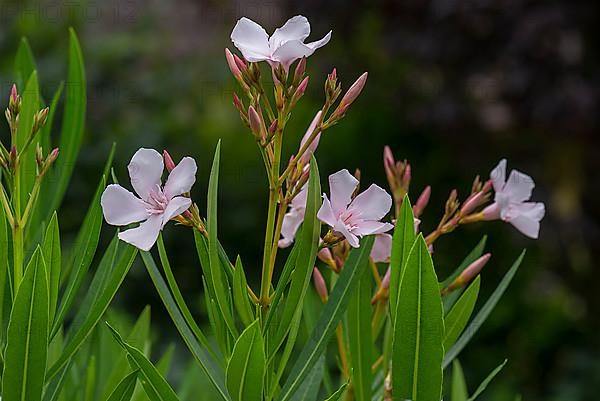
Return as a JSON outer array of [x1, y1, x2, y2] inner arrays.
[[413, 186, 431, 217], [9, 84, 21, 115], [293, 57, 306, 84], [9, 145, 17, 167], [460, 191, 484, 216], [446, 253, 491, 293], [33, 107, 49, 133], [268, 119, 278, 135], [248, 106, 264, 140], [233, 53, 247, 73], [292, 76, 309, 104], [445, 189, 459, 215], [10, 84, 18, 103], [313, 267, 328, 302], [403, 164, 411, 188], [381, 268, 390, 290], [339, 72, 368, 108], [317, 248, 336, 270], [36, 144, 44, 168], [225, 48, 242, 80], [163, 150, 176, 172], [275, 86, 284, 110]]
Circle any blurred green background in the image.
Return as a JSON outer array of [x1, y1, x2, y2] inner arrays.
[[1, 0, 598, 399]]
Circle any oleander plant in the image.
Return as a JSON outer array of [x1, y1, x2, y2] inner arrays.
[[0, 16, 545, 401]]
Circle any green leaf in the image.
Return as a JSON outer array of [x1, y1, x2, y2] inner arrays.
[[233, 256, 254, 327], [451, 360, 468, 401], [141, 251, 230, 400], [2, 247, 49, 401], [323, 383, 348, 401], [0, 196, 10, 343], [100, 307, 152, 401], [226, 320, 265, 401], [277, 235, 375, 401], [263, 241, 298, 330], [106, 323, 179, 401], [269, 158, 321, 358], [43, 212, 61, 325], [14, 37, 36, 88], [45, 28, 86, 216], [392, 235, 444, 401], [206, 140, 237, 337], [443, 276, 480, 351], [389, 195, 417, 322], [443, 252, 525, 369], [290, 356, 325, 401], [105, 370, 139, 401], [47, 236, 138, 380], [346, 268, 372, 401], [52, 144, 115, 335], [467, 360, 507, 401]]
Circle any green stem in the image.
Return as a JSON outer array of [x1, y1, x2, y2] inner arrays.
[[12, 162, 23, 290]]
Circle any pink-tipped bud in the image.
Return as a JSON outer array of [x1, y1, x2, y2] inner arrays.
[[460, 191, 484, 216], [313, 267, 328, 302], [163, 150, 176, 172], [294, 76, 309, 99], [340, 72, 368, 107], [293, 57, 306, 82], [248, 106, 264, 140], [268, 119, 278, 135], [328, 68, 337, 82], [233, 93, 244, 112], [225, 48, 242, 79], [233, 53, 247, 73], [383, 146, 395, 170], [403, 163, 411, 184], [317, 247, 335, 269], [459, 253, 490, 286], [413, 186, 431, 217], [10, 84, 18, 103], [481, 179, 493, 193]]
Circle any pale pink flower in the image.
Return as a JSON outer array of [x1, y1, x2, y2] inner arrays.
[[318, 169, 393, 248], [371, 217, 421, 263], [482, 159, 545, 239], [101, 148, 197, 251], [230, 15, 331, 70], [278, 185, 308, 248]]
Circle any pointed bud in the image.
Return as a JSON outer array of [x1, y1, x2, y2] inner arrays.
[[275, 85, 284, 110], [163, 150, 176, 172], [233, 53, 247, 73], [313, 267, 328, 302], [446, 253, 491, 294], [403, 164, 411, 188], [10, 84, 18, 103], [328, 68, 337, 82], [8, 84, 20, 115], [225, 48, 242, 80], [292, 76, 309, 104], [33, 107, 49, 133], [49, 147, 59, 162], [460, 191, 484, 216], [248, 106, 264, 140], [36, 144, 44, 169], [317, 248, 336, 270], [293, 57, 306, 84], [413, 186, 431, 217], [268, 119, 278, 135], [233, 93, 244, 113], [339, 72, 368, 108]]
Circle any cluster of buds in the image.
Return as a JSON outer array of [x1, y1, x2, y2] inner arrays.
[[35, 145, 59, 177], [317, 239, 351, 273], [384, 146, 412, 215], [5, 84, 21, 136]]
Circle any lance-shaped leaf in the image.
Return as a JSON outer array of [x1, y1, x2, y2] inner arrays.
[[2, 247, 49, 401], [389, 195, 416, 322], [14, 37, 36, 88], [290, 356, 325, 401], [226, 320, 265, 401], [277, 235, 375, 401], [105, 370, 138, 401], [43, 212, 61, 325], [0, 197, 9, 342], [467, 360, 507, 401], [346, 269, 372, 401], [106, 323, 179, 401], [207, 140, 237, 337], [323, 383, 348, 401], [443, 276, 480, 352], [392, 234, 444, 401], [451, 360, 468, 401], [233, 256, 254, 327], [443, 251, 525, 369]]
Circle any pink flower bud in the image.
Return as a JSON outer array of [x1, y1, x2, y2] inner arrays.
[[312, 267, 328, 302], [381, 268, 390, 290], [459, 253, 491, 284], [225, 48, 242, 79], [268, 119, 278, 135], [413, 186, 431, 217], [294, 76, 309, 99], [293, 57, 306, 81], [248, 106, 263, 139], [460, 191, 484, 215], [49, 147, 59, 161], [403, 163, 411, 185], [328, 68, 337, 82], [233, 53, 247, 73], [163, 150, 176, 172], [10, 84, 18, 103], [317, 247, 335, 268], [340, 72, 368, 107]]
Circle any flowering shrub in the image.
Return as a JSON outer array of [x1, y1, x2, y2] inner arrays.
[[0, 16, 545, 401]]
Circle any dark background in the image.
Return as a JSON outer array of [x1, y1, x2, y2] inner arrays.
[[1, 0, 599, 399]]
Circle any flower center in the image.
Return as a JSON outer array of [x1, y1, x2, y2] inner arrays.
[[146, 185, 169, 214]]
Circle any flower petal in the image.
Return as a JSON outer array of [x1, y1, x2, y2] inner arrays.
[[333, 220, 360, 248], [118, 214, 163, 251], [101, 184, 149, 226], [271, 40, 313, 68], [298, 111, 322, 165], [503, 169, 535, 203], [128, 148, 164, 201], [163, 157, 197, 198], [490, 159, 507, 192], [162, 196, 192, 226], [348, 184, 392, 221], [269, 15, 311, 49], [502, 202, 545, 238], [278, 209, 304, 248], [317, 195, 337, 227], [371, 233, 392, 263], [328, 169, 359, 216], [306, 30, 332, 51], [230, 17, 271, 62], [353, 221, 394, 236]]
